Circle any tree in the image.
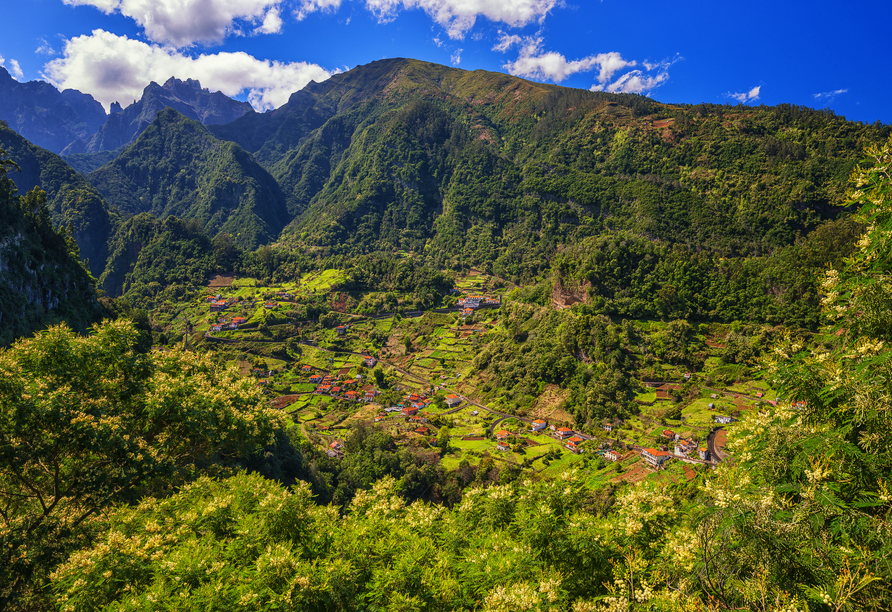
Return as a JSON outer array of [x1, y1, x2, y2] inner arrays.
[[437, 427, 451, 454], [0, 320, 286, 610]]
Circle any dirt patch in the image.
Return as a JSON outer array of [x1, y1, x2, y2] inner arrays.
[[462, 436, 485, 441], [338, 367, 352, 376], [208, 274, 235, 288], [331, 292, 348, 313], [237, 360, 252, 376], [530, 384, 573, 422], [552, 278, 591, 310], [270, 395, 302, 410]]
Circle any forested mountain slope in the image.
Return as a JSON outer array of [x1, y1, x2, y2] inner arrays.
[[0, 122, 116, 274], [0, 152, 102, 344], [88, 108, 288, 250], [205, 58, 889, 280]]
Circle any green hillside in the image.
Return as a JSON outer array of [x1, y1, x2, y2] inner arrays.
[[0, 121, 116, 275], [206, 59, 889, 281], [89, 108, 289, 249], [0, 151, 102, 344]]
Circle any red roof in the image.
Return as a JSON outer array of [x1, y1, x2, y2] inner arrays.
[[568, 436, 583, 443], [557, 427, 572, 433]]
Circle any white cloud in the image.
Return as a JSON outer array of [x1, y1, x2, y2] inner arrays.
[[253, 6, 283, 33], [62, 0, 284, 47], [35, 38, 58, 56], [592, 54, 679, 94], [813, 88, 848, 100], [592, 70, 668, 94], [726, 85, 760, 104], [433, 36, 444, 47], [504, 37, 634, 84], [43, 30, 333, 112], [364, 0, 560, 39], [0, 56, 24, 80], [492, 31, 522, 53], [450, 48, 462, 65], [294, 0, 343, 21]]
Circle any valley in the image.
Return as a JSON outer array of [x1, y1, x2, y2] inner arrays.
[[151, 264, 778, 491]]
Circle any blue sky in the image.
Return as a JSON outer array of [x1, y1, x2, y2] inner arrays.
[[1, 0, 889, 124]]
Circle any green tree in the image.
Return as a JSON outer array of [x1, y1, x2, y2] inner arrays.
[[0, 320, 285, 610], [437, 427, 451, 454]]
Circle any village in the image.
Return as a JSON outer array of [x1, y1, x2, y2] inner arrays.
[[142, 266, 785, 486]]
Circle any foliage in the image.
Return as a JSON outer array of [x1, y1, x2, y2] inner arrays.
[[698, 136, 892, 609], [50, 470, 712, 612], [0, 319, 286, 609]]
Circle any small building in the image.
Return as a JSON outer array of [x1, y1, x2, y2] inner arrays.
[[414, 426, 430, 436], [301, 365, 313, 373], [210, 325, 222, 332], [698, 447, 710, 461], [531, 419, 547, 432], [555, 427, 573, 440], [210, 300, 228, 312], [714, 415, 734, 425], [497, 441, 510, 452], [374, 414, 387, 423], [330, 386, 342, 397], [602, 424, 614, 432], [345, 390, 359, 401], [684, 372, 692, 380], [264, 302, 278, 310], [564, 439, 583, 454], [336, 325, 347, 336], [641, 448, 673, 469], [445, 394, 461, 407], [471, 410, 479, 416], [495, 430, 510, 441], [605, 449, 623, 462], [402, 405, 419, 417], [231, 316, 248, 327], [363, 355, 377, 368], [327, 440, 344, 459], [309, 374, 322, 384], [661, 429, 678, 441]]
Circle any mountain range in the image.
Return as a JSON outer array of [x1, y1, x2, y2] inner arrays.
[[0, 57, 889, 331]]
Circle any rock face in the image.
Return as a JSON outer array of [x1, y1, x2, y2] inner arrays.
[[63, 78, 254, 154], [0, 67, 107, 154]]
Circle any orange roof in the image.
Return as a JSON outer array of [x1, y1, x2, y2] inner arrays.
[[644, 448, 672, 457], [568, 436, 583, 443], [557, 427, 572, 433], [533, 419, 546, 424]]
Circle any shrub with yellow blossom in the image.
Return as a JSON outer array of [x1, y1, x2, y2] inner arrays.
[[0, 319, 286, 610]]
